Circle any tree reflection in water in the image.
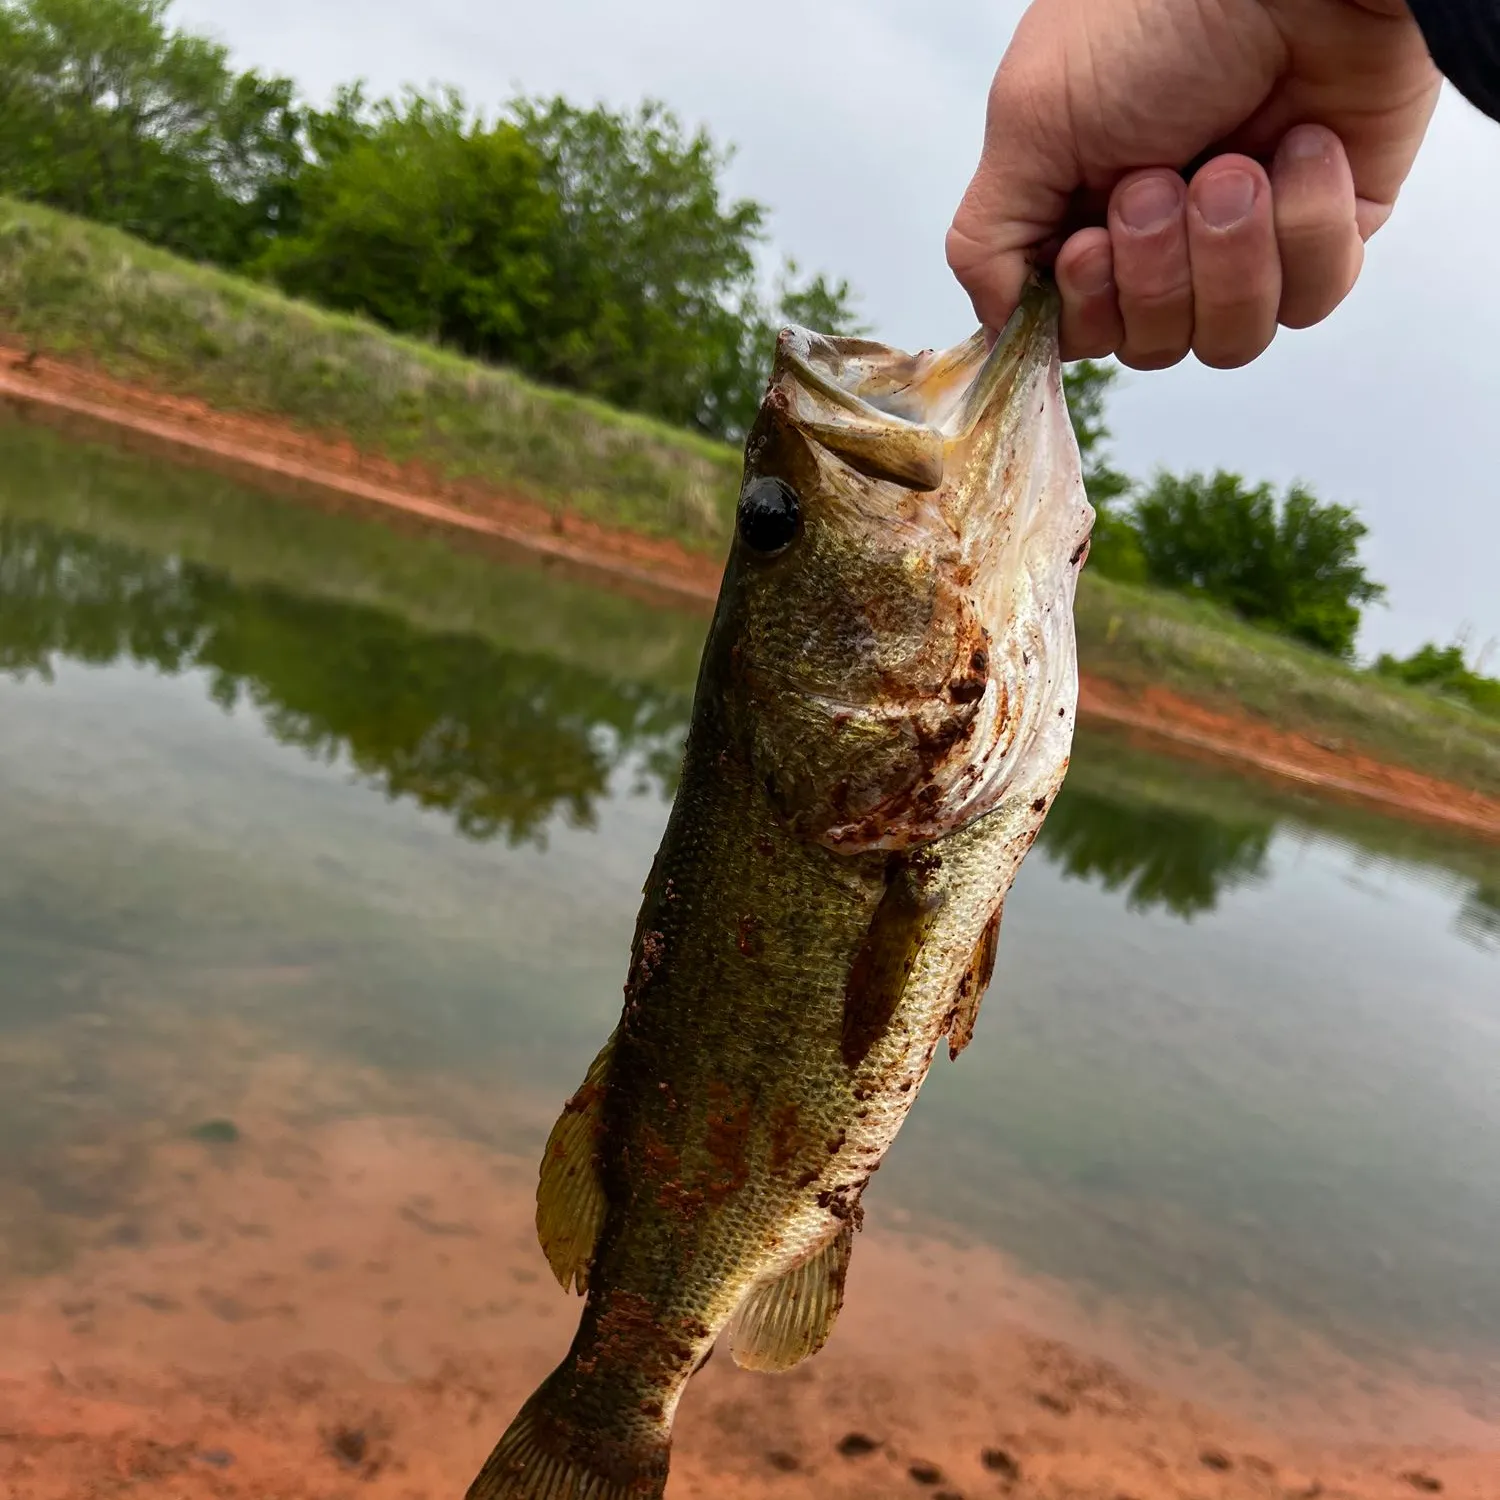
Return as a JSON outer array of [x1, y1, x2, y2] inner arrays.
[[1458, 883, 1500, 952], [2, 515, 1489, 936], [1036, 782, 1272, 919], [0, 519, 692, 846]]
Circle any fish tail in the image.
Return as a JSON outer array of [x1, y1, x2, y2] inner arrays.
[[465, 1367, 670, 1500]]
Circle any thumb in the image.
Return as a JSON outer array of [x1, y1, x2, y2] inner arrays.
[[946, 63, 1079, 333]]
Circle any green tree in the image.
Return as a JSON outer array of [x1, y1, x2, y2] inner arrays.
[[1374, 640, 1500, 719], [1131, 470, 1385, 656], [507, 96, 762, 434], [259, 87, 862, 440], [699, 256, 869, 440], [258, 89, 557, 360], [1061, 359, 1143, 581], [772, 260, 865, 339], [0, 0, 302, 264], [508, 96, 862, 440]]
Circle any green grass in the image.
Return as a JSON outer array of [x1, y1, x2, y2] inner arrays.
[[2, 195, 1498, 800], [1075, 575, 1500, 799], [0, 197, 742, 548]]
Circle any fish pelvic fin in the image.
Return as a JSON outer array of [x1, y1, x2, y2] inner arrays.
[[466, 1377, 669, 1500], [947, 903, 1003, 1061], [728, 1220, 855, 1373], [536, 1029, 615, 1294]]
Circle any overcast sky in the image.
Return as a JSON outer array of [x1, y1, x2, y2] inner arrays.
[[175, 0, 1499, 663]]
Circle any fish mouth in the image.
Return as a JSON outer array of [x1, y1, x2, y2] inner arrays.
[[760, 278, 1093, 853], [770, 280, 1060, 493]]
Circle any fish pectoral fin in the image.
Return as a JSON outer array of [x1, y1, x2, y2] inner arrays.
[[535, 1029, 615, 1295], [728, 1221, 854, 1373], [842, 855, 948, 1070], [947, 904, 1003, 1061]]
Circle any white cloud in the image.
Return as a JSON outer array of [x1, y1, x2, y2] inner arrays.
[[177, 0, 1500, 660]]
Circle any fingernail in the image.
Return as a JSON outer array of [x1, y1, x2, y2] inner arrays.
[[1281, 124, 1334, 164], [1196, 169, 1257, 230], [1118, 176, 1180, 234]]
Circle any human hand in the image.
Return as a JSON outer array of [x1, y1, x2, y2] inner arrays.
[[947, 0, 1441, 369]]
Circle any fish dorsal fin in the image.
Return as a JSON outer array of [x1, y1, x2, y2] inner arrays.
[[947, 904, 1003, 1061], [536, 1030, 615, 1294], [727, 1221, 855, 1373]]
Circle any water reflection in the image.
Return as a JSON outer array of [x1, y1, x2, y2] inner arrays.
[[0, 515, 1272, 918], [1459, 883, 1500, 951], [1, 511, 1490, 931], [1, 518, 690, 845], [1036, 783, 1271, 918]]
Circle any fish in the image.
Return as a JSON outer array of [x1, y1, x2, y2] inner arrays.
[[466, 278, 1095, 1500]]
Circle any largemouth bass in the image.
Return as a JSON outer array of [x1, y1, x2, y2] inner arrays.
[[468, 280, 1094, 1500]]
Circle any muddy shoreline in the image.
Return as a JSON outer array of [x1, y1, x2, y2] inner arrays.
[[2, 345, 1497, 846], [3, 1101, 1496, 1500]]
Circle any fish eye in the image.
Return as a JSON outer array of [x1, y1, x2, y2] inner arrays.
[[737, 476, 801, 557]]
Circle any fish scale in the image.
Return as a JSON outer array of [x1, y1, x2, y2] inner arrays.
[[466, 279, 1094, 1500]]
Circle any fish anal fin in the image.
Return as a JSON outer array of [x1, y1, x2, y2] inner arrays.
[[948, 904, 1003, 1061], [535, 1030, 615, 1295], [728, 1222, 855, 1373]]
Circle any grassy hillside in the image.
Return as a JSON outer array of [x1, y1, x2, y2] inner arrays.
[[1074, 577, 1500, 798], [0, 198, 741, 546], [2, 196, 1498, 799]]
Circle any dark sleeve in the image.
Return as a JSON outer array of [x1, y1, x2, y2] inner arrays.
[[1406, 0, 1500, 123]]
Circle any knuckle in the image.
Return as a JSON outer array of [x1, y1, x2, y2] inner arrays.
[[1116, 244, 1192, 299], [1119, 282, 1192, 320], [1114, 244, 1192, 308], [1275, 243, 1359, 329], [1195, 283, 1278, 321], [1274, 208, 1348, 258], [944, 223, 974, 280], [1189, 248, 1279, 319]]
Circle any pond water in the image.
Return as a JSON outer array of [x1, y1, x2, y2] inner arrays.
[[0, 414, 1497, 1492]]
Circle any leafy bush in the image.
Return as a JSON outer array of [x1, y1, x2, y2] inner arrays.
[[0, 0, 302, 265], [1374, 641, 1500, 719], [498, 95, 864, 438], [257, 89, 558, 362], [0, 0, 863, 440], [1131, 470, 1385, 657]]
